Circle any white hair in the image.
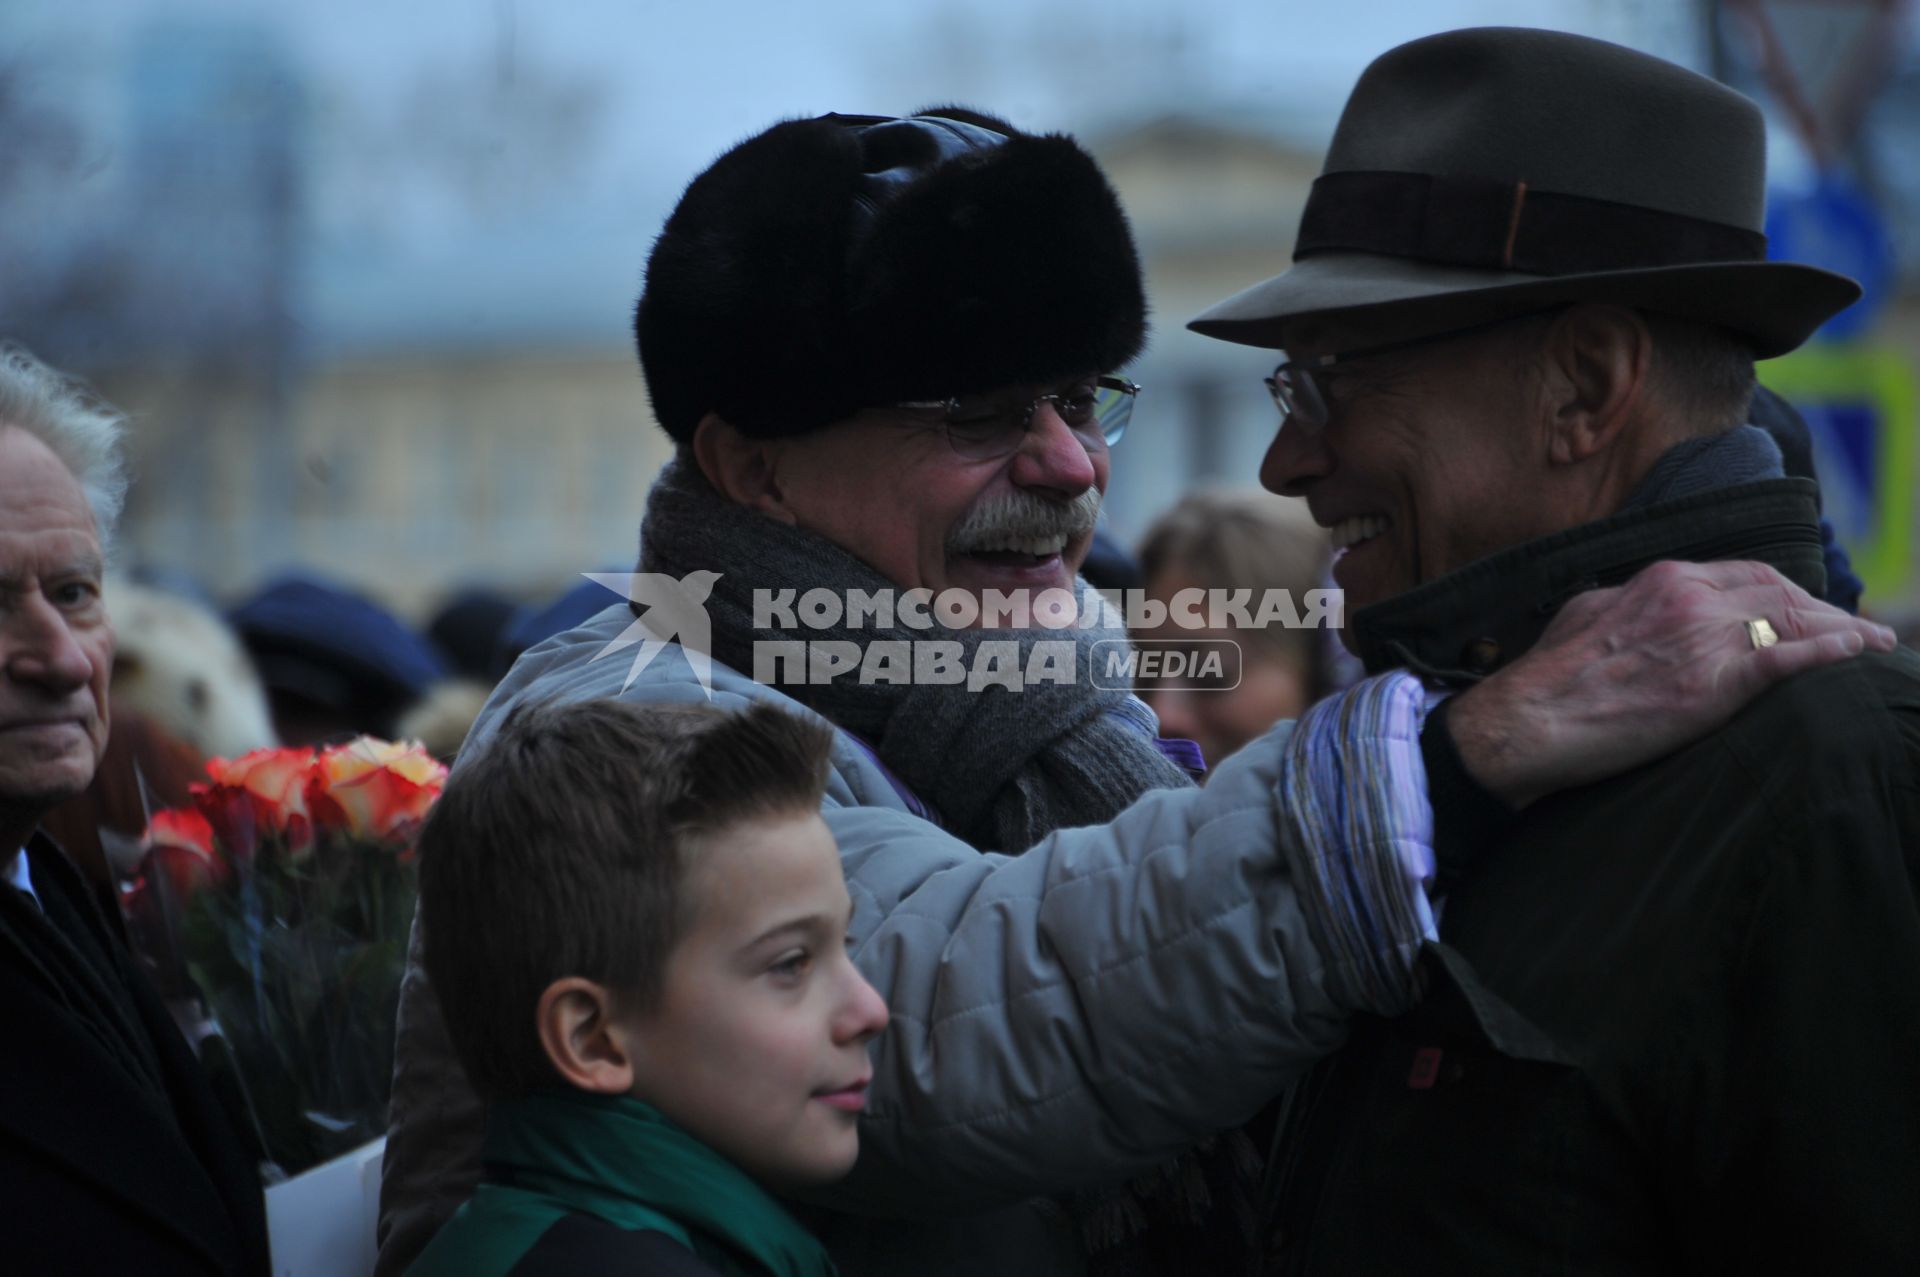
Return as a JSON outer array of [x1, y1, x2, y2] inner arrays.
[[0, 342, 129, 544]]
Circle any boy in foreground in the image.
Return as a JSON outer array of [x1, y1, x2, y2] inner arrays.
[[410, 699, 888, 1277]]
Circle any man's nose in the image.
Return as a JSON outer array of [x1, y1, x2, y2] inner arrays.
[[3, 598, 97, 692], [1259, 419, 1332, 497], [1008, 401, 1098, 495]]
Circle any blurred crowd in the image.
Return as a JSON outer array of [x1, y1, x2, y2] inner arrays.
[[43, 567, 575, 882]]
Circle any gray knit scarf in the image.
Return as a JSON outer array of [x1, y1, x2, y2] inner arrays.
[[637, 458, 1192, 851]]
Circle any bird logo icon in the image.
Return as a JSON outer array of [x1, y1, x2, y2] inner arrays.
[[582, 570, 723, 697]]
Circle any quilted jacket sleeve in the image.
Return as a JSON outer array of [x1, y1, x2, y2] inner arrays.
[[827, 675, 1432, 1216], [375, 615, 1431, 1268]]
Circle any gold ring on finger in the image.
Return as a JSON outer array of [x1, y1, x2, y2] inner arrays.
[[1745, 618, 1779, 651]]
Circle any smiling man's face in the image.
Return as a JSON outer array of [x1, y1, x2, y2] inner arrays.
[[1257, 324, 1557, 632], [764, 383, 1111, 609], [0, 425, 112, 833]]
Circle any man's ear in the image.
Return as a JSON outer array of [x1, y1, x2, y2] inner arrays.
[[535, 977, 641, 1096], [690, 413, 797, 525], [1539, 305, 1652, 466]]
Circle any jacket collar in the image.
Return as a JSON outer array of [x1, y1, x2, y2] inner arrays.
[[485, 1089, 837, 1277], [1351, 479, 1826, 684]]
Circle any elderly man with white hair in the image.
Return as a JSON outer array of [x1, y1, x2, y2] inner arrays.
[[0, 344, 270, 1277]]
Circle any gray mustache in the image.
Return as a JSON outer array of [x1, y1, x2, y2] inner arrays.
[[947, 487, 1103, 555]]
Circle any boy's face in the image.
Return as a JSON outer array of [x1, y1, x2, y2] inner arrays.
[[625, 809, 889, 1188]]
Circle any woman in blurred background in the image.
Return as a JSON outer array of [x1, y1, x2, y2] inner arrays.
[[1136, 488, 1332, 771]]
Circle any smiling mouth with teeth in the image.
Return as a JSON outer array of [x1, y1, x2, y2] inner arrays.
[[1329, 515, 1389, 553], [962, 534, 1071, 563]]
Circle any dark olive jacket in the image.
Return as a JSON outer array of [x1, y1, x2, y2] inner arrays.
[[1266, 480, 1920, 1274]]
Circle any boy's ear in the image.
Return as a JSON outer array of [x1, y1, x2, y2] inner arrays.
[[690, 413, 797, 525], [535, 977, 641, 1095]]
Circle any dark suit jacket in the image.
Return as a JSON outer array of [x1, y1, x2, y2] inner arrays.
[[0, 832, 271, 1276]]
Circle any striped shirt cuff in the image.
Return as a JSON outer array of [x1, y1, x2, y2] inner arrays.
[[1279, 671, 1439, 1016]]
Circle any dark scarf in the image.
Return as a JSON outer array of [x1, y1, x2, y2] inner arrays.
[[1625, 419, 1866, 611], [638, 459, 1260, 1276], [1622, 423, 1783, 510], [414, 1089, 836, 1277], [639, 459, 1191, 851], [1352, 425, 1818, 681]]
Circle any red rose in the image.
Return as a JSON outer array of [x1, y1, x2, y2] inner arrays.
[[143, 807, 227, 894], [193, 782, 259, 869]]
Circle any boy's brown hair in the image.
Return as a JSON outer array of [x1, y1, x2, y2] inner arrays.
[[419, 698, 835, 1100]]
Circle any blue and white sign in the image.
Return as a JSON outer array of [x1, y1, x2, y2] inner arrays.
[[1765, 175, 1897, 341]]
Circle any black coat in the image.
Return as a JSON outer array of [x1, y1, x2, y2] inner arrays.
[[1266, 481, 1920, 1273], [0, 833, 271, 1276]]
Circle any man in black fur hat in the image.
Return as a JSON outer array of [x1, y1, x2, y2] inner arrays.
[[1188, 28, 1920, 1269], [378, 105, 1889, 1277]]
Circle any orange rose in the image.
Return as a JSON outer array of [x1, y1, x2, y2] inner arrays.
[[204, 747, 319, 849], [306, 738, 448, 842]]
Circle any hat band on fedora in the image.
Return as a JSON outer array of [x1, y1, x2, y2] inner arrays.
[[1295, 171, 1768, 276]]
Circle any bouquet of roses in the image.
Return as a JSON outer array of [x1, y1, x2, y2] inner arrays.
[[129, 737, 447, 1177]]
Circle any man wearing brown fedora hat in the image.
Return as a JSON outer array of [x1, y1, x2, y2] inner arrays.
[[1192, 27, 1920, 1270]]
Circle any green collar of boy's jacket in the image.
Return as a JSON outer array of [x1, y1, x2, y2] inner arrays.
[[413, 1088, 837, 1277]]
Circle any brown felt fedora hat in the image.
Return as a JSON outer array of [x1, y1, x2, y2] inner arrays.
[[1189, 27, 1861, 358]]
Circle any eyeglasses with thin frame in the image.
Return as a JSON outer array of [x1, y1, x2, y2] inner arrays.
[[1265, 311, 1561, 436], [1263, 330, 1457, 437], [893, 374, 1141, 461]]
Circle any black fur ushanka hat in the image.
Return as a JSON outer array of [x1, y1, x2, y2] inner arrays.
[[635, 107, 1147, 443]]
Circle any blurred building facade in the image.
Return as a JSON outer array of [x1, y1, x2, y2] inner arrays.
[[103, 348, 670, 611]]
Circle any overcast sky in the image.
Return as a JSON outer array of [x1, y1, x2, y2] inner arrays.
[[0, 0, 1755, 352]]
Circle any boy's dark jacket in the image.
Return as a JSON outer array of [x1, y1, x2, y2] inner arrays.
[[0, 833, 271, 1276], [408, 1089, 836, 1277], [1265, 478, 1920, 1271]]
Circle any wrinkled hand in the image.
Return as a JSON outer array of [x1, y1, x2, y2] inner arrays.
[[1450, 560, 1897, 808]]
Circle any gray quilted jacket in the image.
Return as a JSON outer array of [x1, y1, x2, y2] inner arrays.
[[376, 605, 1430, 1276]]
